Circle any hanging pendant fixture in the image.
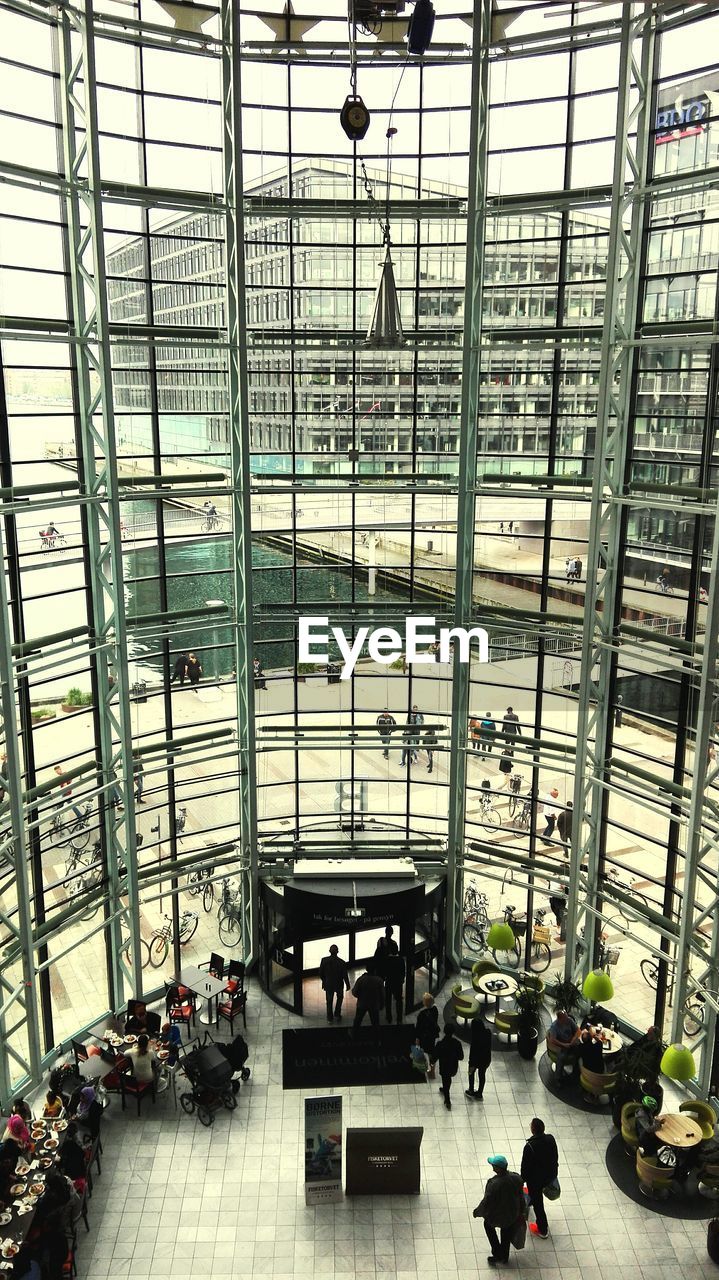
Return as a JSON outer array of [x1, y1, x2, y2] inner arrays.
[[365, 233, 404, 348]]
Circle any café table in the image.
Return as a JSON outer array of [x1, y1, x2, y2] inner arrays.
[[475, 972, 518, 1017], [180, 964, 226, 1026], [586, 1025, 623, 1056], [97, 1031, 170, 1093], [656, 1113, 703, 1152]]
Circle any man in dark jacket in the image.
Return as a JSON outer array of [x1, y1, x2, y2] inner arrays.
[[520, 1117, 559, 1239], [384, 951, 405, 1024], [473, 1155, 525, 1266], [465, 1015, 492, 1099], [430, 1022, 464, 1110], [351, 965, 384, 1029], [376, 709, 396, 759], [319, 944, 351, 1022]]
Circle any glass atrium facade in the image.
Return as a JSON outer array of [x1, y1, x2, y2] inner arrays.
[[0, 0, 718, 1101]]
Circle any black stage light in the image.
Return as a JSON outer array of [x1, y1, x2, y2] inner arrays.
[[407, 0, 435, 54]]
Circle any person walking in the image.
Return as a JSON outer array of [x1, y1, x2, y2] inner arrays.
[[473, 1154, 525, 1268], [400, 705, 424, 766], [186, 652, 203, 687], [469, 717, 481, 751], [132, 751, 145, 804], [423, 726, 438, 774], [351, 965, 384, 1029], [376, 708, 396, 759], [573, 557, 582, 581], [521, 1118, 559, 1240], [170, 652, 188, 685], [430, 1023, 464, 1110], [540, 788, 560, 844], [548, 874, 566, 941], [384, 950, 405, 1024], [497, 747, 514, 790], [556, 799, 572, 848], [465, 1014, 492, 1100], [319, 943, 350, 1023], [501, 706, 521, 739], [415, 993, 439, 1079], [53, 765, 84, 822], [253, 658, 267, 690], [479, 713, 496, 754]]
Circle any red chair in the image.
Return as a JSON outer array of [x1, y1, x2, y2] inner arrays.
[[164, 982, 195, 1032], [119, 1063, 156, 1116], [217, 988, 247, 1033]]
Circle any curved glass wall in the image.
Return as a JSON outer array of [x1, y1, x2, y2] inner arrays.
[[0, 0, 717, 1099]]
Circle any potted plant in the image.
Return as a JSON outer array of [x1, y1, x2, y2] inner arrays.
[[61, 687, 93, 714], [30, 706, 55, 723], [515, 982, 543, 1059], [549, 972, 583, 1017]]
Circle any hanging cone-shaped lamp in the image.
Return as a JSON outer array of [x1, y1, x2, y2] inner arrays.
[[364, 241, 404, 348]]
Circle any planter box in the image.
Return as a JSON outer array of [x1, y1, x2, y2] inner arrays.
[[61, 704, 93, 715]]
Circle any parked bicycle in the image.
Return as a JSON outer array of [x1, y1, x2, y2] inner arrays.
[[49, 802, 93, 852], [217, 877, 243, 946], [510, 794, 533, 831], [148, 911, 199, 967], [462, 886, 490, 951], [187, 864, 211, 897], [503, 904, 553, 973], [65, 841, 103, 921], [474, 790, 501, 830], [507, 774, 524, 818], [119, 923, 151, 971], [604, 866, 649, 921]]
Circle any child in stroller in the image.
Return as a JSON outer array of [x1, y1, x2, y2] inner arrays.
[[218, 1033, 251, 1094]]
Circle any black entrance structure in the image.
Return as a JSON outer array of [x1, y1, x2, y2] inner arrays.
[[259, 872, 447, 1016]]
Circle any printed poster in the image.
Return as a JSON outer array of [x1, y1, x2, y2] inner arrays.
[[304, 1094, 343, 1204]]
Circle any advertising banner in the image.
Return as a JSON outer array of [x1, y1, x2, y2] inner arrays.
[[304, 1095, 343, 1205]]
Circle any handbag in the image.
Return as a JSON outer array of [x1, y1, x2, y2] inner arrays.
[[544, 1177, 561, 1201], [510, 1216, 527, 1250]]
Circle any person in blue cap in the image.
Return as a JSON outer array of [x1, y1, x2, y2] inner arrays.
[[473, 1154, 525, 1266]]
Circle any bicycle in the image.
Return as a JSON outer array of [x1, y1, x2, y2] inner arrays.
[[175, 807, 187, 838], [187, 865, 211, 897], [49, 802, 93, 852], [515, 906, 552, 973], [462, 887, 490, 951], [148, 911, 199, 967], [605, 867, 648, 921], [474, 792, 501, 830], [507, 774, 524, 818], [215, 878, 243, 946], [119, 924, 151, 971], [65, 841, 103, 921], [201, 515, 219, 532]]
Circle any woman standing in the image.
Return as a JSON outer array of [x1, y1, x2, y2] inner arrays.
[[415, 993, 440, 1080], [498, 747, 514, 790]]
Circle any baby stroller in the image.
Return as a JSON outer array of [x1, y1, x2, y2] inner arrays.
[[178, 1033, 237, 1126], [218, 1033, 251, 1095]]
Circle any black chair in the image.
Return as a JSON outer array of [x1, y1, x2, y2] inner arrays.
[[224, 960, 245, 993], [145, 1010, 162, 1036], [208, 952, 225, 979], [164, 982, 195, 1032], [119, 1063, 156, 1116], [217, 987, 247, 1033], [71, 1040, 89, 1069]]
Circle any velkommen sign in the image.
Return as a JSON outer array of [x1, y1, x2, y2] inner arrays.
[[299, 615, 489, 680]]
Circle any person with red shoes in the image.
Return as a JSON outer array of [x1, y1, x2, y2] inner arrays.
[[520, 1117, 559, 1240]]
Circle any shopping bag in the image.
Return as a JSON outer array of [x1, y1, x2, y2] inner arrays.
[[544, 1177, 561, 1201], [510, 1216, 527, 1250]]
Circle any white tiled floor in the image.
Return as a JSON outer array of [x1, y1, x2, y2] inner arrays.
[[76, 984, 717, 1280]]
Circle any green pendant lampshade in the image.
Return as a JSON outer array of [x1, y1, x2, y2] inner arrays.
[[487, 922, 516, 952], [660, 1042, 696, 1082], [582, 969, 614, 1003]]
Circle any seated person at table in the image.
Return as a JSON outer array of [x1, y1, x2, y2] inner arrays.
[[59, 1123, 88, 1193], [578, 1027, 605, 1075], [69, 1085, 96, 1124], [547, 1009, 580, 1083], [11, 1098, 32, 1124], [635, 1094, 662, 1156], [2, 1113, 30, 1150], [159, 1022, 182, 1065], [125, 1000, 148, 1035], [0, 1131, 22, 1177], [127, 1034, 157, 1084], [626, 1024, 663, 1076], [42, 1089, 63, 1118]]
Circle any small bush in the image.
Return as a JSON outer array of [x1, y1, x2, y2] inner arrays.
[[31, 707, 55, 721], [66, 687, 93, 707]]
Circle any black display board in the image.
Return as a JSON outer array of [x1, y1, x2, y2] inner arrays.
[[345, 1126, 423, 1196], [283, 879, 424, 933]]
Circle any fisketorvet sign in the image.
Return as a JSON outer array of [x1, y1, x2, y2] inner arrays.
[[298, 615, 489, 680]]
